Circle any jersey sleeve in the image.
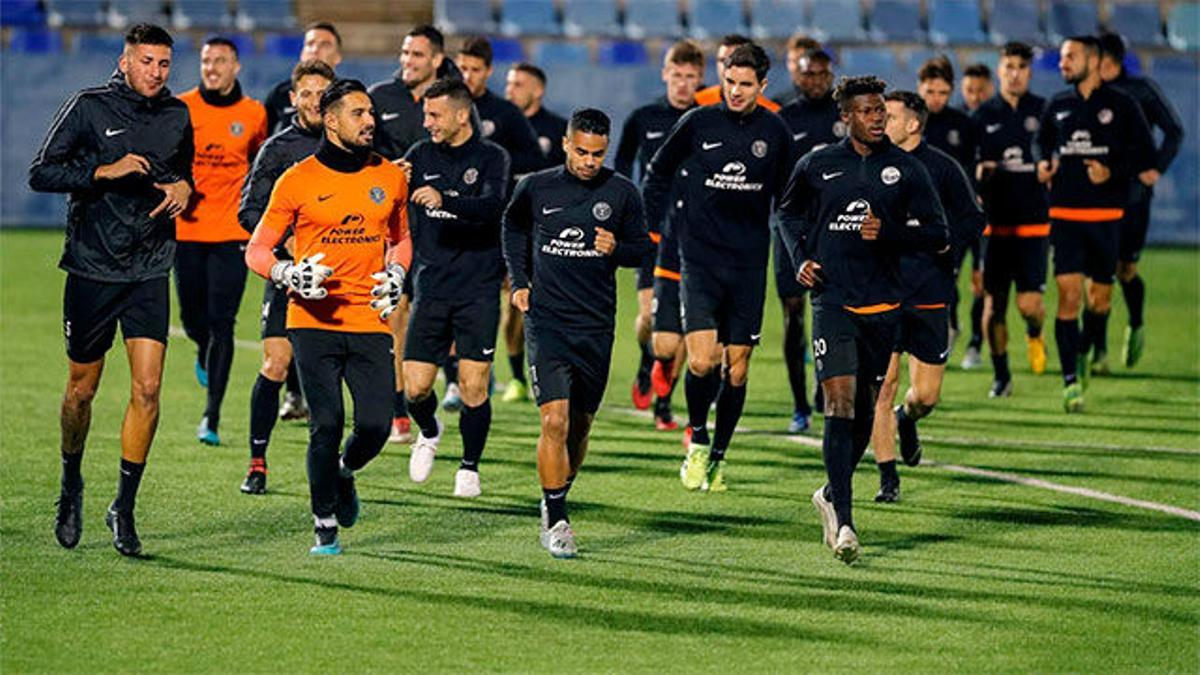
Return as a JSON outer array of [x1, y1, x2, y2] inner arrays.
[[939, 157, 986, 256], [245, 168, 300, 278], [642, 110, 696, 228], [610, 184, 654, 269], [776, 153, 815, 269], [441, 145, 512, 222], [1118, 94, 1157, 180], [887, 161, 949, 252], [503, 109, 545, 177], [238, 136, 282, 234], [1141, 77, 1185, 173], [386, 170, 413, 271], [501, 175, 535, 289], [1035, 101, 1058, 163], [614, 110, 641, 179], [28, 94, 99, 193]]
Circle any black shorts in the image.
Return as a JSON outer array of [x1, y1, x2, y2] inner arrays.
[[525, 320, 613, 414], [679, 260, 766, 345], [772, 228, 806, 299], [652, 275, 682, 334], [1051, 217, 1119, 284], [260, 282, 289, 339], [983, 236, 1049, 295], [811, 304, 900, 385], [897, 305, 950, 365], [405, 294, 500, 363], [63, 275, 169, 363], [635, 257, 655, 291], [1119, 189, 1152, 263]]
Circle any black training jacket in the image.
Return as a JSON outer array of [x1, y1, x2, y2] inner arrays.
[[972, 92, 1049, 228], [30, 71, 194, 282], [778, 91, 843, 157], [614, 96, 694, 182], [368, 74, 427, 161], [924, 106, 978, 175], [473, 88, 542, 180], [237, 114, 322, 260], [528, 106, 568, 169]]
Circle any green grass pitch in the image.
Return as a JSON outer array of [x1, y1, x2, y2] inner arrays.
[[2, 230, 1197, 671]]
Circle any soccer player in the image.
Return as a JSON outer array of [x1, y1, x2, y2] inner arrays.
[[1037, 36, 1154, 413], [402, 79, 511, 497], [773, 33, 822, 107], [613, 39, 704, 430], [973, 41, 1050, 397], [246, 79, 412, 554], [236, 59, 334, 494], [872, 91, 985, 502], [505, 62, 568, 168], [960, 62, 994, 112], [30, 23, 194, 556], [775, 47, 842, 434], [918, 57, 984, 369], [176, 36, 268, 446], [263, 22, 342, 134], [778, 75, 947, 563], [1097, 32, 1185, 369], [502, 108, 653, 558], [695, 34, 781, 113], [643, 44, 794, 491]]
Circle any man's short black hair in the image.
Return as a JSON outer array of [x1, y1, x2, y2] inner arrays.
[[306, 21, 342, 48], [125, 23, 173, 48], [567, 108, 610, 137], [291, 59, 335, 89], [801, 48, 833, 65], [320, 78, 368, 115], [1066, 34, 1101, 56], [719, 34, 753, 48], [1098, 32, 1127, 63], [833, 75, 887, 112], [407, 24, 445, 53], [459, 36, 493, 67], [1001, 41, 1034, 62], [203, 35, 238, 57], [512, 62, 547, 86], [885, 90, 928, 131], [963, 62, 992, 79], [424, 78, 473, 107], [723, 43, 770, 82]]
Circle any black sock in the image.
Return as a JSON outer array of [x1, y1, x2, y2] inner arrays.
[[112, 458, 145, 513], [783, 311, 812, 416], [949, 287, 961, 333], [508, 353, 526, 385], [710, 382, 746, 461], [564, 473, 576, 496], [61, 451, 83, 493], [685, 370, 719, 446], [822, 416, 855, 530], [444, 355, 459, 386], [878, 459, 898, 486], [1055, 318, 1080, 385], [543, 485, 568, 524], [407, 394, 440, 439], [459, 400, 492, 471], [851, 412, 874, 467], [1084, 309, 1109, 356], [249, 374, 283, 460], [969, 295, 984, 349], [992, 352, 1011, 382], [637, 340, 654, 386], [393, 390, 408, 418], [1121, 275, 1145, 328], [1025, 318, 1042, 339]]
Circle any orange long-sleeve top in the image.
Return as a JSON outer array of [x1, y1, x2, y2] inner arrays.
[[245, 151, 411, 334], [177, 87, 268, 242]]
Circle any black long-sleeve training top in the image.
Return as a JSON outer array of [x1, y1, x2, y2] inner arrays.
[[528, 106, 568, 169], [473, 88, 543, 179], [404, 133, 511, 301], [368, 74, 428, 161], [502, 166, 653, 332], [777, 137, 948, 310], [1106, 71, 1185, 176], [924, 105, 978, 175], [972, 92, 1049, 230], [30, 70, 194, 282], [642, 103, 795, 270], [778, 90, 843, 157], [614, 96, 694, 182]]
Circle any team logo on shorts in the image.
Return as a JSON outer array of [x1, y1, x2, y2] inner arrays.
[[369, 186, 386, 204], [1098, 108, 1113, 125], [833, 120, 847, 137], [1024, 115, 1040, 132], [592, 201, 612, 221], [947, 129, 961, 146], [751, 140, 768, 158], [481, 120, 496, 137], [880, 166, 901, 185], [463, 168, 478, 185]]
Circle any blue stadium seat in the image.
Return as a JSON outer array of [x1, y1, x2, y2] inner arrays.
[[987, 0, 1042, 45], [7, 28, 63, 52], [905, 47, 958, 75], [1, 0, 45, 26], [811, 0, 864, 42], [1167, 2, 1199, 50], [237, 0, 297, 31], [839, 46, 899, 76], [624, 0, 683, 39], [562, 0, 621, 37], [500, 0, 560, 36], [174, 0, 232, 30], [73, 32, 128, 54], [46, 0, 104, 27], [870, 0, 925, 43], [489, 36, 525, 62], [213, 32, 256, 57], [533, 41, 591, 66], [1107, 3, 1163, 46], [435, 0, 496, 35], [690, 0, 747, 40], [1047, 0, 1099, 43], [598, 39, 649, 66], [748, 0, 808, 40], [928, 0, 984, 45], [107, 0, 168, 28], [262, 33, 302, 58]]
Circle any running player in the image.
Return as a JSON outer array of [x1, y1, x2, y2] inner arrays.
[[1097, 32, 1185, 369], [246, 79, 412, 554], [643, 44, 794, 491], [779, 75, 947, 562], [263, 22, 342, 134], [1037, 36, 1154, 412], [772, 34, 822, 106], [695, 34, 780, 112], [872, 91, 985, 502], [506, 62, 568, 168], [31, 23, 194, 556], [236, 59, 334, 494], [176, 36, 268, 446], [502, 108, 653, 558], [402, 79, 511, 497], [973, 41, 1050, 397], [960, 62, 994, 112], [613, 39, 704, 430]]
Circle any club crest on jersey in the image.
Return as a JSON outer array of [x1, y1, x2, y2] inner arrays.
[[1098, 108, 1113, 125], [947, 129, 961, 146], [230, 121, 244, 137], [463, 168, 479, 185], [1024, 115, 1040, 132], [369, 186, 386, 204], [881, 166, 900, 185], [751, 140, 768, 158], [481, 120, 496, 137], [833, 120, 847, 137], [592, 201, 612, 221]]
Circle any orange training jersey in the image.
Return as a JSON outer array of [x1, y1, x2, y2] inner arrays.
[[177, 88, 268, 243], [261, 154, 409, 334], [695, 84, 780, 113]]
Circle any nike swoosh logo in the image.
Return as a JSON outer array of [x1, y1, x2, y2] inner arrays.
[[423, 173, 441, 180], [939, 349, 951, 360], [1056, 111, 1071, 121], [542, 207, 563, 215], [701, 141, 722, 150], [381, 112, 400, 121], [822, 171, 844, 181], [646, 131, 665, 139], [317, 194, 334, 201], [750, 333, 762, 341], [482, 348, 496, 355], [793, 132, 808, 141], [105, 128, 126, 137], [986, 124, 1001, 133]]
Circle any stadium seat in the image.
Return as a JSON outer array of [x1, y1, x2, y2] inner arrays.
[[562, 0, 622, 38], [986, 0, 1042, 45], [869, 0, 926, 43], [532, 41, 591, 66], [811, 0, 864, 43], [435, 0, 496, 35], [624, 0, 684, 39], [500, 0, 560, 36], [905, 47, 958, 75], [928, 0, 985, 45], [1, 0, 45, 27], [839, 46, 900, 77], [748, 0, 808, 40], [1047, 0, 1099, 43], [598, 39, 649, 66], [488, 36, 525, 62], [262, 33, 302, 58], [237, 0, 297, 31], [690, 0, 747, 40], [174, 0, 232, 30], [73, 32, 128, 54], [6, 28, 63, 53], [107, 0, 167, 29], [1107, 2, 1163, 46], [1167, 2, 1199, 50], [46, 0, 104, 27]]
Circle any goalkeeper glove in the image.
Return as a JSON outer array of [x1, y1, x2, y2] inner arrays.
[[370, 263, 406, 319], [270, 252, 333, 300]]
